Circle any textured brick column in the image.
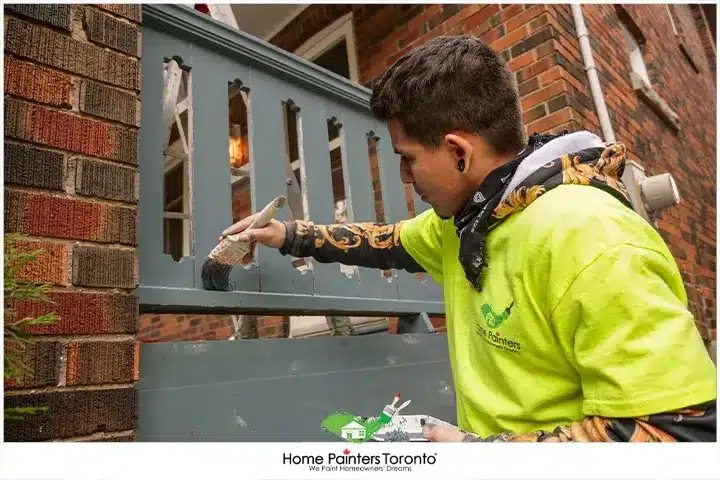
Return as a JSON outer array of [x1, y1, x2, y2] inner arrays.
[[4, 4, 141, 442]]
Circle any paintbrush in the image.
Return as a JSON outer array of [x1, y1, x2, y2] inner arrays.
[[201, 195, 286, 291]]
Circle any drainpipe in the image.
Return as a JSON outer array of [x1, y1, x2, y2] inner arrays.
[[571, 5, 679, 223], [571, 4, 616, 144]]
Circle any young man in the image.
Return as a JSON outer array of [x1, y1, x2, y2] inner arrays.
[[221, 36, 717, 442]]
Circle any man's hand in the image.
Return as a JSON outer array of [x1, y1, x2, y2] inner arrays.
[[219, 214, 287, 265], [219, 214, 287, 248]]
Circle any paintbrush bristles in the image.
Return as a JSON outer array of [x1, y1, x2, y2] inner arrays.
[[201, 235, 253, 290], [200, 196, 287, 291]]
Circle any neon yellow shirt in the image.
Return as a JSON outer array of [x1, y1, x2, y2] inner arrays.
[[400, 184, 717, 437]]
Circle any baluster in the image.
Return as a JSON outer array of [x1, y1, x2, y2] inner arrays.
[[342, 110, 398, 301], [138, 34, 194, 288], [248, 71, 313, 295]]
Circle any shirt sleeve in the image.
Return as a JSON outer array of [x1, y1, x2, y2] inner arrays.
[[549, 243, 717, 418], [398, 209, 447, 284]]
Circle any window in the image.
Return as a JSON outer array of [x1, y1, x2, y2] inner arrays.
[[616, 7, 680, 131], [294, 13, 360, 83], [619, 21, 651, 85], [666, 4, 705, 73]]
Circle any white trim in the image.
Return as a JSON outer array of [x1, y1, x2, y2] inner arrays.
[[262, 4, 311, 42], [665, 4, 679, 36], [294, 12, 360, 83], [619, 21, 651, 86]]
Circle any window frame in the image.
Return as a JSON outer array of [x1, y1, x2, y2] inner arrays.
[[294, 12, 360, 84]]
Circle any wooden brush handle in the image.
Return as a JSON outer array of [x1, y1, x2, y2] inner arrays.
[[248, 195, 286, 229]]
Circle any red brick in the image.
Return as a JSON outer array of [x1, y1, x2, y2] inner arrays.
[[491, 24, 529, 53], [4, 341, 60, 389], [13, 239, 69, 285], [96, 4, 141, 22], [499, 4, 524, 23], [15, 291, 137, 336], [463, 5, 501, 34], [5, 99, 138, 165], [66, 340, 136, 386], [506, 4, 547, 33], [5, 17, 139, 90], [518, 77, 541, 97], [215, 326, 232, 338], [480, 25, 505, 46], [4, 56, 72, 108], [83, 7, 140, 56], [516, 53, 559, 83], [76, 158, 137, 203], [71, 245, 137, 288], [4, 143, 65, 191], [511, 25, 556, 58], [526, 106, 574, 134], [5, 4, 72, 31], [438, 5, 481, 33], [429, 316, 447, 329], [529, 13, 550, 33], [538, 65, 564, 86], [4, 387, 137, 441], [79, 80, 139, 126], [5, 189, 136, 245], [523, 104, 547, 124], [554, 31, 584, 65], [521, 80, 568, 110], [508, 50, 535, 71]]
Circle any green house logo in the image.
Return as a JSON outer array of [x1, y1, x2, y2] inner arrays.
[[482, 300, 514, 328], [321, 394, 410, 443]]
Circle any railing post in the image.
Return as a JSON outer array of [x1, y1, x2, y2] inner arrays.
[[396, 313, 435, 334]]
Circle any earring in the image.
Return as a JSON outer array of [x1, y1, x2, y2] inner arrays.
[[457, 158, 465, 172]]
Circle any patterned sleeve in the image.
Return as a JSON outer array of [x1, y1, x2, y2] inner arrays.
[[459, 401, 716, 442], [279, 220, 425, 273]]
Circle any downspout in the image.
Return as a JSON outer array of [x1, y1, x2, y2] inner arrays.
[[571, 4, 616, 144], [570, 5, 652, 220]]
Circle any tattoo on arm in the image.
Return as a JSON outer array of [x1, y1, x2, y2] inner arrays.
[[279, 220, 425, 273], [462, 401, 716, 442]]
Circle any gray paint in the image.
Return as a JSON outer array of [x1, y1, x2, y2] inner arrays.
[[139, 6, 453, 441], [139, 5, 445, 312], [139, 29, 195, 288], [139, 286, 444, 316], [137, 334, 456, 441], [248, 73, 314, 295], [397, 313, 435, 334], [143, 5, 372, 112]]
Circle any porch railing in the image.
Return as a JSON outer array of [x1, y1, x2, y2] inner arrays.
[[138, 4, 445, 318]]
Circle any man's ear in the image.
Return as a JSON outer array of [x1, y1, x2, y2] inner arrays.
[[445, 133, 474, 173]]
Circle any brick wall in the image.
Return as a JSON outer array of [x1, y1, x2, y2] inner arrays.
[[269, 4, 716, 353], [138, 314, 289, 341], [4, 4, 141, 441], [569, 5, 716, 349]]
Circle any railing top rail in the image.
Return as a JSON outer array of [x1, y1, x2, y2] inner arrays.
[[138, 8, 445, 316], [142, 4, 373, 112]]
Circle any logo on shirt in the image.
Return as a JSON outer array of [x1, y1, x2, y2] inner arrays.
[[476, 301, 521, 354]]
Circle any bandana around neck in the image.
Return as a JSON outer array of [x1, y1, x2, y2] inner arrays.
[[453, 132, 632, 292]]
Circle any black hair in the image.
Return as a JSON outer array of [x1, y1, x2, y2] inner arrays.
[[370, 35, 526, 156]]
